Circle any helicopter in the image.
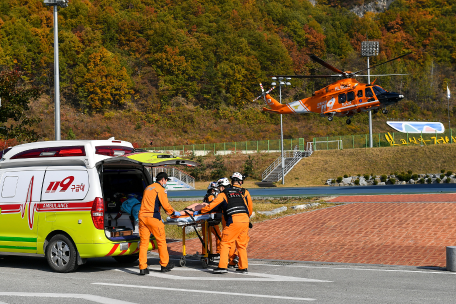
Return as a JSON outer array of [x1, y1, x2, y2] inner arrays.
[[254, 53, 410, 125]]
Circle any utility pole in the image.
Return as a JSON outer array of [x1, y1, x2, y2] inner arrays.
[[44, 0, 69, 140]]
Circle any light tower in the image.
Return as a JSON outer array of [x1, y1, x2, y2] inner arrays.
[[271, 77, 291, 184], [44, 0, 68, 140], [361, 40, 379, 148]]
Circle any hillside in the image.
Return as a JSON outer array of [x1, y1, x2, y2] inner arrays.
[[0, 0, 455, 145], [286, 144, 456, 186]]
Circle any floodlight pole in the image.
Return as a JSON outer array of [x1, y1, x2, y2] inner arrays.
[[361, 40, 379, 148], [272, 77, 291, 185], [53, 5, 60, 141]]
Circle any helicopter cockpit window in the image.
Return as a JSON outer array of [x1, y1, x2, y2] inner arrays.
[[365, 88, 374, 98], [357, 90, 363, 97], [347, 91, 355, 102], [373, 85, 386, 95], [338, 93, 346, 104]]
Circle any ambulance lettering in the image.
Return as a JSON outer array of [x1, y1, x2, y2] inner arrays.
[[20, 176, 37, 230], [45, 176, 76, 193]]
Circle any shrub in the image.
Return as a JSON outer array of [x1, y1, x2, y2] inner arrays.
[[210, 155, 227, 180], [440, 174, 445, 179], [412, 174, 418, 180], [336, 176, 343, 183], [445, 178, 451, 183], [394, 171, 399, 176], [380, 175, 387, 182], [441, 169, 445, 173], [436, 178, 441, 183], [363, 174, 370, 180], [242, 155, 254, 178], [407, 170, 413, 175], [357, 174, 361, 177], [419, 178, 425, 184], [373, 180, 378, 185], [447, 171, 453, 177], [344, 174, 348, 178], [405, 174, 411, 181], [426, 178, 432, 184], [354, 179, 360, 185], [390, 178, 396, 184]]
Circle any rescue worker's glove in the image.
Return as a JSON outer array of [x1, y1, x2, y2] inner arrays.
[[173, 211, 181, 217], [249, 222, 253, 229], [193, 211, 199, 216]]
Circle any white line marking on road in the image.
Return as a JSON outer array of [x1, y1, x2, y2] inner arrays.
[[93, 283, 316, 301], [0, 301, 8, 304], [109, 267, 331, 282], [0, 292, 135, 304], [249, 263, 451, 274]]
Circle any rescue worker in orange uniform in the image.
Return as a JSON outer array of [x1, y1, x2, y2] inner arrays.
[[138, 172, 180, 275], [195, 172, 253, 274], [201, 182, 222, 255]]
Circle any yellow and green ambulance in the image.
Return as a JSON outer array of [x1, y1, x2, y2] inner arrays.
[[0, 140, 196, 272]]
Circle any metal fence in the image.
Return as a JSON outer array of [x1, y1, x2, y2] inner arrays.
[[150, 167, 195, 189], [148, 138, 306, 156], [312, 128, 456, 150]]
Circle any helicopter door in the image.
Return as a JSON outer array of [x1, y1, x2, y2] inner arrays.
[[357, 90, 363, 103], [347, 91, 355, 104]]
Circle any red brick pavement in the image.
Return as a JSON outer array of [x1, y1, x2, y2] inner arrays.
[[328, 193, 456, 203], [167, 203, 456, 267]]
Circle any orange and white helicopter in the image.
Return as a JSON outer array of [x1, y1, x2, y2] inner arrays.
[[254, 53, 410, 124]]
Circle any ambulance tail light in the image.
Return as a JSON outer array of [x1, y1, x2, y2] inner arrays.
[[95, 146, 134, 157], [91, 197, 104, 229]]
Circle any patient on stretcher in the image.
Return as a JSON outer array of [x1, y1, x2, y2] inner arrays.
[[166, 202, 214, 222]]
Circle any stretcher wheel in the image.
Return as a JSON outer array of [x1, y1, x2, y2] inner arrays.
[[201, 258, 208, 269], [179, 257, 186, 267]]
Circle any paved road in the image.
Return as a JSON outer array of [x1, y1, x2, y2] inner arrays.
[[0, 254, 454, 303], [168, 183, 456, 198]]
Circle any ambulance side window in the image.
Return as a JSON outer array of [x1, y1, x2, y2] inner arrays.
[[357, 90, 363, 97], [365, 88, 374, 97], [338, 93, 346, 104], [2, 176, 18, 198], [347, 91, 355, 102]]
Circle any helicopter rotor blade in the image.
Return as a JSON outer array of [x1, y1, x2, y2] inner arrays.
[[355, 74, 409, 77], [253, 83, 275, 102], [308, 54, 345, 74], [271, 75, 342, 79], [353, 52, 412, 75]]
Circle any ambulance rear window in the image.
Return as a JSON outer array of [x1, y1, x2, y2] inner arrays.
[[10, 146, 86, 159]]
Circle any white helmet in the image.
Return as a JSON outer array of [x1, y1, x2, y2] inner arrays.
[[217, 177, 230, 187], [207, 181, 218, 190], [231, 172, 243, 181]]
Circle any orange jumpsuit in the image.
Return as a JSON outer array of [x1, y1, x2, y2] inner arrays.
[[138, 182, 175, 270], [200, 185, 253, 270], [201, 194, 222, 254]]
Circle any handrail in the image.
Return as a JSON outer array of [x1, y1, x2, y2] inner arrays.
[[150, 166, 195, 189], [262, 146, 313, 182]]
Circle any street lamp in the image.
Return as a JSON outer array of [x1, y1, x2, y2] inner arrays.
[[271, 77, 291, 185], [44, 0, 68, 141], [361, 40, 379, 148]]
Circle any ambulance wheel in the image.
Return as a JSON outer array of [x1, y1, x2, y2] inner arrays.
[[201, 258, 208, 269], [113, 254, 139, 264], [327, 116, 333, 121], [46, 235, 79, 273], [382, 109, 388, 114], [179, 257, 186, 267], [346, 119, 351, 125]]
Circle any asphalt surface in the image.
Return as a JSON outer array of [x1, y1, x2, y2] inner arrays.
[[168, 183, 456, 198], [0, 254, 455, 303]]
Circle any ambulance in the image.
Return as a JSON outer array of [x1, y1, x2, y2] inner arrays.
[[0, 139, 196, 272]]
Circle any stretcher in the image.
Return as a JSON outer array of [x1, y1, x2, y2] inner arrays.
[[166, 210, 222, 268]]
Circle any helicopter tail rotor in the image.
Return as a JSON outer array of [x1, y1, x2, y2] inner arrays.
[[253, 83, 275, 102]]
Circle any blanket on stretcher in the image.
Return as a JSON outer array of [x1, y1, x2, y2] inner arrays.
[[166, 202, 214, 223]]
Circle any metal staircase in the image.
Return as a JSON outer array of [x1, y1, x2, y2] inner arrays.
[[262, 144, 313, 183], [150, 167, 195, 190]]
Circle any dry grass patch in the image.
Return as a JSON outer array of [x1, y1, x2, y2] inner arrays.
[[285, 144, 456, 186], [162, 197, 340, 239]]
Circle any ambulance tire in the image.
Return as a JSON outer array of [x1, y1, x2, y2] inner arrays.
[[46, 234, 79, 273], [113, 254, 139, 264]]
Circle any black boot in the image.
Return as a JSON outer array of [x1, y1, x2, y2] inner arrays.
[[139, 268, 149, 275], [161, 262, 175, 272]]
